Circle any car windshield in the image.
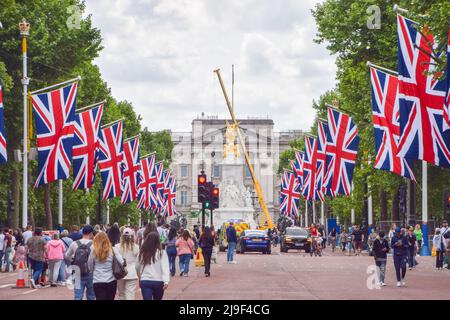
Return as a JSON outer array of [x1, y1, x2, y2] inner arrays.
[[245, 231, 266, 237], [286, 228, 308, 236]]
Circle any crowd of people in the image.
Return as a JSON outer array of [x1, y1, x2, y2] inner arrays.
[[0, 220, 230, 300]]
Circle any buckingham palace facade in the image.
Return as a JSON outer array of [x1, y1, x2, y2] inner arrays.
[[169, 115, 304, 225]]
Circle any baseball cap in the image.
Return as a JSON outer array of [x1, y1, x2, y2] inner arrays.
[[123, 227, 135, 236], [82, 224, 94, 235], [395, 227, 401, 233]]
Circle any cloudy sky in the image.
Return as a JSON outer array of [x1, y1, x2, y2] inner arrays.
[[84, 0, 336, 132]]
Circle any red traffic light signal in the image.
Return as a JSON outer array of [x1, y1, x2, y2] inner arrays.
[[198, 174, 208, 203], [212, 187, 219, 197], [198, 175, 206, 185]]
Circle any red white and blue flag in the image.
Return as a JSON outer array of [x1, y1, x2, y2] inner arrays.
[[162, 171, 177, 218], [0, 78, 7, 164], [444, 25, 450, 130], [72, 104, 103, 190], [315, 121, 329, 200], [31, 82, 78, 187], [137, 154, 158, 210], [302, 136, 319, 201], [153, 161, 165, 211], [290, 149, 304, 189], [370, 67, 415, 180], [323, 107, 360, 196], [279, 170, 300, 220], [98, 121, 124, 200], [396, 15, 450, 166], [121, 136, 141, 204]]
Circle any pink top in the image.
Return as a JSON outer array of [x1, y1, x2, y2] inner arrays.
[[46, 240, 65, 260], [176, 238, 194, 256], [15, 246, 27, 261]]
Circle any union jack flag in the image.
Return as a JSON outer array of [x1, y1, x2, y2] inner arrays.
[[137, 154, 158, 210], [370, 67, 415, 180], [72, 104, 103, 190], [153, 161, 165, 211], [315, 121, 329, 200], [323, 107, 360, 196], [397, 15, 450, 166], [98, 121, 124, 200], [121, 136, 141, 204], [444, 26, 450, 130], [0, 78, 7, 164], [290, 149, 304, 188], [31, 82, 78, 187], [279, 170, 300, 220], [302, 136, 320, 201], [162, 172, 177, 218]]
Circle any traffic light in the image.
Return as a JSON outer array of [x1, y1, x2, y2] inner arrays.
[[205, 182, 213, 209], [198, 174, 207, 203], [210, 186, 219, 210], [446, 194, 450, 210]]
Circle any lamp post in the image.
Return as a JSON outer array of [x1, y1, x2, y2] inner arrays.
[[19, 18, 30, 229]]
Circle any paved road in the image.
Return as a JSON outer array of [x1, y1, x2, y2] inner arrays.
[[1, 247, 449, 300]]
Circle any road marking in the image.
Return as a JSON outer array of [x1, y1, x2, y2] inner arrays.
[[0, 284, 15, 288], [22, 289, 37, 295]]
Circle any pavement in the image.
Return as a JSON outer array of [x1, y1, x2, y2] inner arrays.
[[0, 247, 449, 300]]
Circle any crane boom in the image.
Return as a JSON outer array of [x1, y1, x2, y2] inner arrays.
[[213, 68, 274, 229]]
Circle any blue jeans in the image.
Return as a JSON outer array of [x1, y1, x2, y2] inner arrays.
[[375, 260, 387, 283], [140, 280, 164, 300], [166, 246, 177, 276], [178, 254, 191, 275], [57, 260, 66, 282], [393, 255, 407, 282], [74, 273, 95, 300], [29, 258, 44, 284], [0, 251, 3, 270], [227, 242, 236, 262], [3, 247, 12, 272]]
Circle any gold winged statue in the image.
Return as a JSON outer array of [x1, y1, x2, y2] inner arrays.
[[223, 120, 240, 158]]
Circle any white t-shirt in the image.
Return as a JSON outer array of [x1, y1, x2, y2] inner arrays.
[[23, 231, 33, 244], [0, 234, 4, 250]]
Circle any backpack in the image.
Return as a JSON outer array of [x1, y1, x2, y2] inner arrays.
[[72, 240, 92, 276]]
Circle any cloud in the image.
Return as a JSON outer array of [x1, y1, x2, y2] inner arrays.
[[84, 0, 335, 132]]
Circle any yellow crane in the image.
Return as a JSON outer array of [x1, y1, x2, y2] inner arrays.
[[214, 68, 274, 230]]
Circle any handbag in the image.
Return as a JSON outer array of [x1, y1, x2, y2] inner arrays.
[[112, 249, 128, 280]]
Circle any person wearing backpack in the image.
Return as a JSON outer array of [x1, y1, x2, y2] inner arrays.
[[373, 231, 389, 286], [59, 230, 73, 285], [65, 225, 95, 300], [88, 232, 124, 300]]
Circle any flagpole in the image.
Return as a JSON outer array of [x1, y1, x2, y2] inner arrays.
[[366, 61, 398, 75], [85, 188, 90, 225], [58, 180, 63, 225], [101, 118, 124, 129], [29, 76, 81, 95], [368, 156, 373, 227], [312, 201, 317, 224], [351, 182, 355, 224], [420, 161, 430, 256], [76, 100, 106, 113], [305, 200, 309, 227], [321, 201, 325, 226], [106, 199, 110, 225], [20, 19, 30, 229]]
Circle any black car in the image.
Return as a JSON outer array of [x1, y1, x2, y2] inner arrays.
[[280, 227, 311, 253], [236, 230, 271, 254]]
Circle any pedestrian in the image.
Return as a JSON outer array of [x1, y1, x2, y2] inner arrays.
[[373, 231, 389, 286], [65, 225, 95, 300], [414, 224, 423, 252], [69, 225, 82, 241], [142, 222, 158, 244], [3, 229, 13, 272], [13, 239, 27, 271], [136, 232, 170, 300], [0, 228, 4, 271], [226, 222, 238, 264], [107, 223, 121, 247], [115, 228, 139, 300], [136, 221, 148, 247], [406, 227, 418, 269], [328, 228, 337, 253], [432, 228, 445, 270], [164, 227, 178, 277], [22, 225, 33, 244], [340, 228, 348, 253], [211, 226, 218, 264], [391, 227, 408, 287], [440, 220, 450, 270], [45, 233, 65, 287], [176, 230, 195, 277], [93, 224, 101, 236], [193, 225, 200, 240], [59, 229, 73, 285], [351, 225, 364, 256], [88, 231, 124, 300], [26, 227, 47, 288], [388, 223, 397, 245], [199, 226, 215, 277]]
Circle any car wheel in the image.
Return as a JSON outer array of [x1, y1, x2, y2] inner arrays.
[[267, 249, 271, 255], [241, 249, 245, 254]]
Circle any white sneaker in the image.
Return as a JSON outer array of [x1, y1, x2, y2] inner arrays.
[[231, 261, 237, 264], [30, 279, 37, 289], [401, 280, 406, 286], [381, 282, 386, 287], [397, 281, 401, 287]]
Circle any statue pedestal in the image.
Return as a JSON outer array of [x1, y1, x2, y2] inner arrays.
[[213, 207, 257, 230]]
